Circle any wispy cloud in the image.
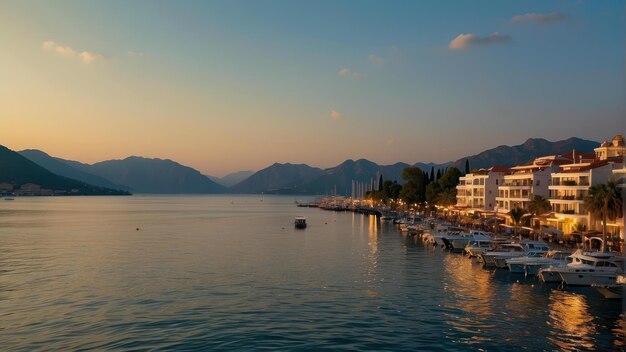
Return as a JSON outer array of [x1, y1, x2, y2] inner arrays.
[[42, 40, 103, 63], [338, 68, 351, 76], [337, 68, 364, 79], [448, 32, 511, 50], [330, 110, 343, 121], [511, 12, 568, 24], [368, 54, 384, 65]]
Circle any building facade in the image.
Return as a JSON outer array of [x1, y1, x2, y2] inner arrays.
[[496, 155, 571, 218], [456, 166, 508, 212]]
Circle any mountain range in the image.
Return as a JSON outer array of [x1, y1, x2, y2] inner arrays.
[[4, 136, 601, 196], [18, 151, 226, 194], [0, 146, 128, 195]]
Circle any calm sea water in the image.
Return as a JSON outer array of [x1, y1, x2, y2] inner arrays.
[[0, 195, 624, 351]]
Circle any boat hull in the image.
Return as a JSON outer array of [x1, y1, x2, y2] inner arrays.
[[558, 271, 619, 286]]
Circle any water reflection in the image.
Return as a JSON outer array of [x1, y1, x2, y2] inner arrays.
[[547, 290, 597, 351], [442, 254, 497, 345], [612, 313, 625, 349], [368, 215, 378, 255]]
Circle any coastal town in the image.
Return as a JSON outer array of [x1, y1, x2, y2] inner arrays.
[[308, 135, 625, 254]]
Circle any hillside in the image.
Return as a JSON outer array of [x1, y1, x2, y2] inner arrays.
[[297, 159, 409, 195], [87, 156, 227, 194], [449, 137, 599, 170], [230, 163, 324, 194], [0, 145, 129, 195], [19, 149, 130, 191]]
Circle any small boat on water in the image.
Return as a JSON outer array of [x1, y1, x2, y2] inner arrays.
[[480, 241, 550, 269], [449, 230, 492, 253], [465, 239, 495, 258], [538, 249, 623, 286], [294, 216, 307, 229], [506, 250, 570, 275]]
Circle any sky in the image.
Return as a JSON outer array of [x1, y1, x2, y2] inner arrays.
[[0, 1, 624, 177]]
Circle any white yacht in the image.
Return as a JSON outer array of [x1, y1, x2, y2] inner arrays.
[[480, 241, 550, 269], [506, 250, 571, 275], [465, 239, 495, 258], [431, 226, 466, 248], [538, 250, 623, 286], [450, 230, 491, 253]]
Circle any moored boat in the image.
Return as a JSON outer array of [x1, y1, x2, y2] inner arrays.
[[538, 250, 623, 286], [450, 230, 491, 253], [506, 250, 570, 275], [294, 216, 307, 229], [480, 241, 550, 269]]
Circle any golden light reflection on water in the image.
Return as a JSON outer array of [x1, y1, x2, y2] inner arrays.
[[547, 290, 597, 351], [442, 254, 497, 344], [368, 215, 379, 255], [613, 314, 625, 349]]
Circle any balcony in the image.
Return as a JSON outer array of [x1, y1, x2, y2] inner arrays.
[[551, 180, 590, 186], [550, 195, 585, 201], [502, 181, 532, 187]]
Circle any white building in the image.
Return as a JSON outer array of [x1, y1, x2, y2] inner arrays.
[[547, 135, 625, 238], [496, 155, 572, 218], [456, 166, 509, 212], [548, 159, 619, 234]]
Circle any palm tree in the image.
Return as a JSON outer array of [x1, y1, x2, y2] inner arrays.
[[509, 207, 528, 240], [584, 181, 623, 252], [527, 195, 552, 240]]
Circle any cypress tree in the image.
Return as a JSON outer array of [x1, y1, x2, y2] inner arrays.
[[378, 174, 383, 191], [436, 169, 442, 181], [430, 167, 435, 183], [464, 159, 470, 174]]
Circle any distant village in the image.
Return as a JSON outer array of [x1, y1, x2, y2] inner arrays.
[[0, 182, 80, 196]]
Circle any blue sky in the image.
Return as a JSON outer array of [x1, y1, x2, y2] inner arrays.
[[0, 1, 623, 176]]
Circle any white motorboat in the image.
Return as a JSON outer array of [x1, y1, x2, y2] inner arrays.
[[431, 225, 466, 248], [450, 230, 491, 253], [465, 239, 495, 258], [506, 250, 571, 275], [538, 250, 623, 286], [480, 241, 550, 269]]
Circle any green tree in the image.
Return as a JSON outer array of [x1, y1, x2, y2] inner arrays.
[[400, 167, 425, 205], [438, 167, 462, 190], [509, 207, 528, 240], [584, 181, 623, 252], [527, 195, 552, 240], [437, 187, 457, 207], [425, 181, 442, 204], [464, 159, 470, 174]]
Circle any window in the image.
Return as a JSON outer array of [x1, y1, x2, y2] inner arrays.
[[496, 179, 498, 185], [536, 180, 540, 186]]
